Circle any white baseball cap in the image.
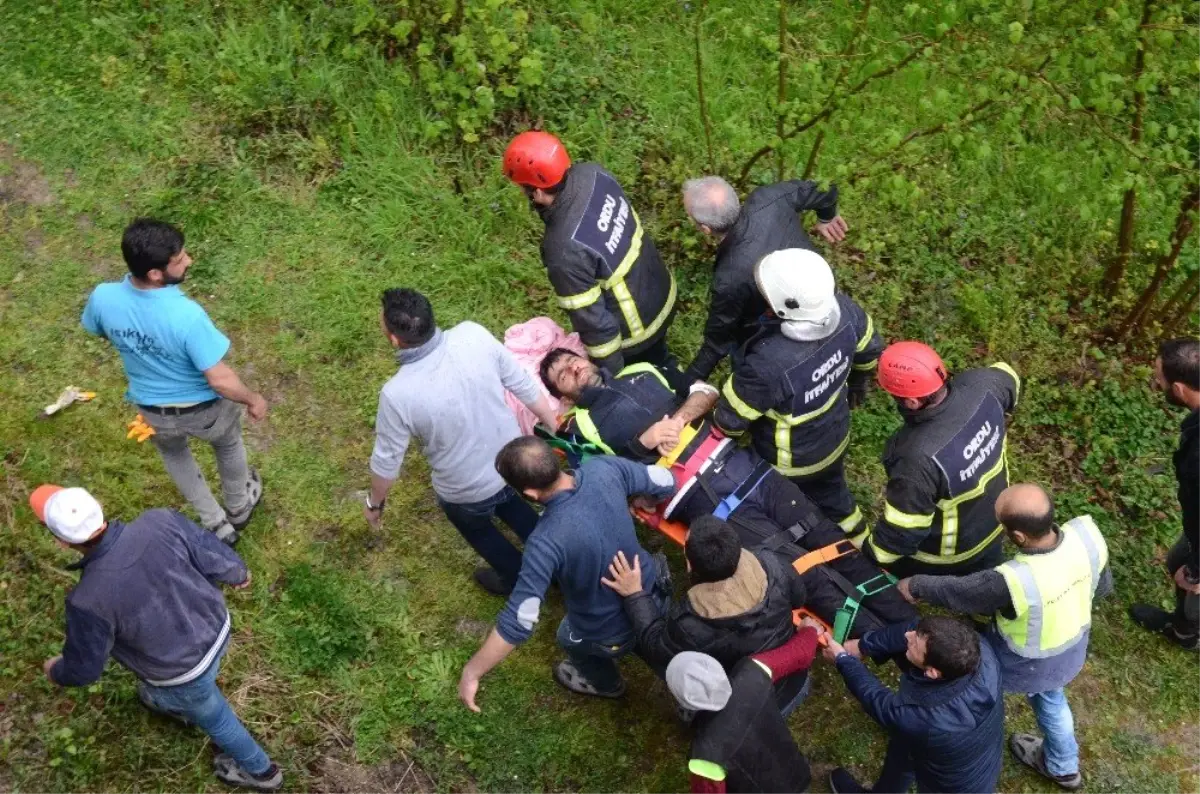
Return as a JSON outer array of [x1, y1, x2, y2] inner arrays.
[[30, 485, 105, 544]]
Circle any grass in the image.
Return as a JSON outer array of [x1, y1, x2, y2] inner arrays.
[[1, 0, 1197, 791]]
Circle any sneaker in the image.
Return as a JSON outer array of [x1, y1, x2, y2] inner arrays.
[[207, 520, 241, 546], [829, 767, 870, 793], [1129, 604, 1200, 650], [472, 566, 513, 597], [226, 470, 263, 531], [1009, 733, 1082, 790], [213, 753, 283, 792], [552, 659, 626, 699]]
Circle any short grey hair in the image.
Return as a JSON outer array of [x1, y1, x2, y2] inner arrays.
[[682, 176, 740, 232]]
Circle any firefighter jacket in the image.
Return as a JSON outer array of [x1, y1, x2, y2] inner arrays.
[[866, 364, 1021, 570], [713, 293, 882, 478], [559, 363, 684, 462], [538, 163, 677, 373], [687, 179, 840, 382]]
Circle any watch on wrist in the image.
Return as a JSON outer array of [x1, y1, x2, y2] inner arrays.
[[366, 496, 386, 512]]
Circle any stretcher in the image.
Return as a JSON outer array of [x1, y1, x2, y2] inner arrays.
[[539, 426, 898, 643]]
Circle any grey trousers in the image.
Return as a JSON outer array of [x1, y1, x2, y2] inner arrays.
[[142, 399, 251, 529]]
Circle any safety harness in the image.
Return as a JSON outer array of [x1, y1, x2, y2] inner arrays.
[[538, 423, 896, 642]]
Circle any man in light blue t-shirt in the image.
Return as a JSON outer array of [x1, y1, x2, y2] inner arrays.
[[81, 219, 267, 544]]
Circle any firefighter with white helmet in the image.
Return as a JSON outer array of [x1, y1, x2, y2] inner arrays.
[[713, 249, 882, 535]]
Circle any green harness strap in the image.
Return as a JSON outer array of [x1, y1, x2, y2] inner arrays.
[[831, 571, 898, 643]]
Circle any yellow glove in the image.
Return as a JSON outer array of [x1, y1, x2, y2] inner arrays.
[[126, 414, 156, 443]]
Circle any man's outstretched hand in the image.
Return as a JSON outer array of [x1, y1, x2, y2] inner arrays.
[[815, 215, 848, 243], [601, 550, 644, 597]]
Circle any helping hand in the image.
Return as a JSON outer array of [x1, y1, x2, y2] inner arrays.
[[600, 551, 644, 597], [820, 637, 848, 664], [1174, 566, 1200, 595], [897, 577, 917, 604], [246, 393, 269, 422], [458, 668, 482, 713], [815, 215, 848, 243], [43, 655, 62, 684]]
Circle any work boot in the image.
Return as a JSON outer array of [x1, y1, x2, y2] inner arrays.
[[213, 753, 283, 792], [1129, 604, 1200, 650], [828, 767, 870, 793], [1009, 733, 1082, 790], [552, 660, 626, 699], [225, 470, 263, 531], [472, 566, 512, 597]]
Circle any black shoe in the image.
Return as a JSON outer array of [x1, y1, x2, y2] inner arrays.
[[472, 566, 513, 597], [226, 470, 263, 531], [1009, 733, 1083, 790], [1129, 604, 1200, 650], [829, 767, 870, 794], [552, 660, 626, 699], [213, 753, 283, 791]]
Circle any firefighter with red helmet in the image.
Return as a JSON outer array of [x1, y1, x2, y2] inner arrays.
[[503, 131, 680, 380], [866, 341, 1022, 576]]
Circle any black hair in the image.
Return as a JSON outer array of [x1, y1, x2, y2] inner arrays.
[[1000, 493, 1056, 539], [916, 616, 980, 681], [495, 436, 562, 492], [1160, 338, 1200, 391], [684, 516, 742, 584], [121, 218, 184, 279], [381, 288, 435, 346], [539, 347, 579, 399]]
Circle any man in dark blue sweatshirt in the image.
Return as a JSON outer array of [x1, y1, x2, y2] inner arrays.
[[819, 616, 1004, 794], [457, 437, 675, 710], [31, 484, 282, 791]]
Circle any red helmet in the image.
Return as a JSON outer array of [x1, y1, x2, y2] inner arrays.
[[503, 131, 571, 189], [877, 341, 948, 399]]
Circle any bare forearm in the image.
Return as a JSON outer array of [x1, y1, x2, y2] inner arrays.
[[673, 384, 719, 425], [465, 629, 516, 680], [204, 362, 258, 405], [369, 473, 395, 506], [528, 393, 561, 431]]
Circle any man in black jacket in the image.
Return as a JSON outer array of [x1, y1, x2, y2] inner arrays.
[[503, 130, 679, 380], [1131, 337, 1200, 649], [601, 516, 811, 714], [713, 249, 882, 534], [866, 341, 1020, 577], [681, 175, 846, 384]]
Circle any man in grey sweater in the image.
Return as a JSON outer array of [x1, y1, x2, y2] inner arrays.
[[897, 484, 1111, 791], [366, 288, 559, 596]]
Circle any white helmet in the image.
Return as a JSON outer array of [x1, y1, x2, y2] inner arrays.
[[754, 248, 840, 341]]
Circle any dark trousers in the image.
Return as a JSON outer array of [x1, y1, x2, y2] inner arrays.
[[873, 738, 917, 794], [788, 454, 862, 532], [556, 588, 670, 692], [1168, 534, 1200, 633], [438, 485, 538, 589]]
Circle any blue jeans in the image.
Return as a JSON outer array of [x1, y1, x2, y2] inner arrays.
[[139, 640, 271, 775], [438, 485, 538, 589], [1028, 687, 1079, 776], [555, 589, 670, 692]]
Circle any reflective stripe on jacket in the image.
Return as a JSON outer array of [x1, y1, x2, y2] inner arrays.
[[713, 293, 881, 477], [995, 515, 1108, 658], [539, 163, 676, 372], [866, 364, 1021, 567]]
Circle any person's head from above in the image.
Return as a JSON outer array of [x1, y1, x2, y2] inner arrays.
[[540, 348, 602, 400], [1155, 337, 1200, 410], [684, 515, 742, 585], [503, 130, 570, 209], [495, 436, 571, 502], [754, 248, 842, 342], [666, 651, 732, 714], [905, 616, 980, 682], [122, 218, 191, 287], [380, 288, 435, 350], [681, 176, 740, 238], [29, 485, 108, 553], [996, 483, 1056, 549], [877, 340, 950, 413]]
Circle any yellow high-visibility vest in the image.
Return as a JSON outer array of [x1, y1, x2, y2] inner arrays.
[[995, 515, 1108, 659]]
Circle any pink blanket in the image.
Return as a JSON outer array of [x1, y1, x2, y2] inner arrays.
[[504, 317, 587, 434]]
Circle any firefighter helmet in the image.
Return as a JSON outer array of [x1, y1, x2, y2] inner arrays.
[[503, 131, 571, 189], [878, 341, 948, 398]]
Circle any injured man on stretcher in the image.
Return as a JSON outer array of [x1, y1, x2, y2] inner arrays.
[[537, 349, 916, 641]]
